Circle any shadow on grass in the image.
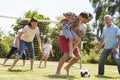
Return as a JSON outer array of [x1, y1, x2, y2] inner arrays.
[[46, 74, 78, 80], [95, 75, 120, 79], [2, 64, 24, 67], [8, 69, 30, 72], [3, 65, 11, 66]]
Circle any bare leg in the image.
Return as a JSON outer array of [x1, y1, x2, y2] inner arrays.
[[55, 52, 69, 76], [44, 59, 47, 68], [8, 56, 20, 70], [64, 56, 80, 75], [39, 54, 45, 67], [73, 37, 81, 50], [69, 37, 75, 58], [3, 58, 8, 65], [44, 55, 48, 68], [30, 59, 34, 70], [39, 58, 43, 68]]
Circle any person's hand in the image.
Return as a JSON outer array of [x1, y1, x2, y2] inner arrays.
[[39, 46, 41, 51], [95, 48, 99, 54], [112, 48, 117, 53]]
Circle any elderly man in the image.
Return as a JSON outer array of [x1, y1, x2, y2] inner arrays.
[[95, 15, 120, 76]]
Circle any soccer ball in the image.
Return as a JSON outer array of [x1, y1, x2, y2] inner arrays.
[[80, 69, 90, 77]]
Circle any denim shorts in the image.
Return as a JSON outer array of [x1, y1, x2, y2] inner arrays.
[[18, 40, 34, 59], [62, 29, 77, 39]]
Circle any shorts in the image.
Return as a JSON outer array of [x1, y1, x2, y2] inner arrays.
[[59, 35, 79, 57], [62, 29, 77, 39]]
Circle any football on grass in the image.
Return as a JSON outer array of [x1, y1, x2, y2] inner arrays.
[[80, 69, 90, 77]]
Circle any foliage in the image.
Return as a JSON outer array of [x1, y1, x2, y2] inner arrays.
[[89, 0, 120, 36], [0, 29, 14, 58], [81, 24, 98, 55], [3, 35, 14, 47], [48, 16, 63, 61], [114, 16, 120, 27], [81, 42, 98, 55], [0, 42, 10, 57], [0, 28, 4, 37], [82, 48, 118, 65], [49, 27, 62, 61]]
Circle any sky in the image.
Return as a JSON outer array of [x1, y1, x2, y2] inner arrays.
[[0, 0, 94, 35]]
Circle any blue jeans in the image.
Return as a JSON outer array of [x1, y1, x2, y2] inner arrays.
[[18, 40, 34, 59], [98, 49, 120, 75], [6, 47, 26, 60]]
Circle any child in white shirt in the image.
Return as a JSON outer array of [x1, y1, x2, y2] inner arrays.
[[39, 38, 53, 68]]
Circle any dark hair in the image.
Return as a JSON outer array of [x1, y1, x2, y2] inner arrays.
[[28, 17, 38, 27], [79, 12, 89, 19], [44, 38, 48, 44], [88, 13, 93, 18]]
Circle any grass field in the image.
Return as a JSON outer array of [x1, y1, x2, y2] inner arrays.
[[0, 58, 120, 80]]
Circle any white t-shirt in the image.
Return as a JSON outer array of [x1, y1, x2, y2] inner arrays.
[[43, 44, 52, 54], [21, 25, 40, 42], [12, 35, 19, 48], [79, 23, 87, 32]]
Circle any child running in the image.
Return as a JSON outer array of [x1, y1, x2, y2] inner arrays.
[[60, 12, 80, 58], [39, 38, 53, 68], [2, 30, 26, 66]]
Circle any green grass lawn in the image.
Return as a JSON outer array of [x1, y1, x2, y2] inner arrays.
[[0, 58, 120, 80]]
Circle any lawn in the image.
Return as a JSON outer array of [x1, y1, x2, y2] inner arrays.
[[0, 58, 120, 80]]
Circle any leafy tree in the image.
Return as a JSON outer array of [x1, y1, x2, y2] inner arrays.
[[89, 0, 120, 36], [0, 29, 13, 57], [89, 0, 120, 64], [114, 16, 120, 27], [81, 24, 97, 55]]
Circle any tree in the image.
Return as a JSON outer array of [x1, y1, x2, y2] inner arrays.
[[89, 0, 120, 65], [0, 28, 13, 57], [89, 0, 120, 36]]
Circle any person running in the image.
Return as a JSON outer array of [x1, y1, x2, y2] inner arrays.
[[39, 38, 53, 68], [2, 30, 26, 66], [8, 17, 41, 70], [55, 12, 91, 76]]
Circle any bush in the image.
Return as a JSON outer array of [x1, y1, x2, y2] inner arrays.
[[81, 49, 117, 65], [81, 50, 99, 64], [0, 42, 10, 57], [82, 41, 98, 55]]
